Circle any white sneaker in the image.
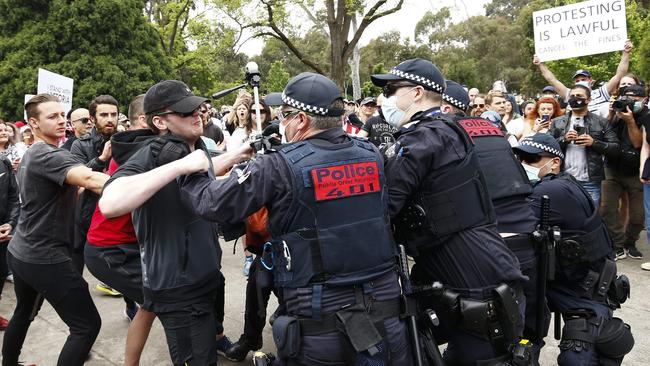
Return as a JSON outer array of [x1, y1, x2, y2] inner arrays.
[[641, 262, 650, 271], [5, 274, 13, 283]]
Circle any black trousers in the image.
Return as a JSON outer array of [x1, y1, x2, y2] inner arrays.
[[243, 257, 274, 342], [0, 243, 7, 297], [2, 253, 101, 366]]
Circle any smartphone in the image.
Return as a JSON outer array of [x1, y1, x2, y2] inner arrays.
[[574, 126, 586, 135], [541, 115, 550, 122]]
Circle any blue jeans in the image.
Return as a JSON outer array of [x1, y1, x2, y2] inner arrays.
[[578, 180, 601, 207], [643, 184, 650, 245]]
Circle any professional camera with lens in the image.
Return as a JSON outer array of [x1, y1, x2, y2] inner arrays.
[[612, 96, 636, 112]]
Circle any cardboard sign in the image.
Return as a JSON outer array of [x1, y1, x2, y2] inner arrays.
[[533, 0, 627, 62], [37, 68, 74, 116], [311, 161, 380, 201]]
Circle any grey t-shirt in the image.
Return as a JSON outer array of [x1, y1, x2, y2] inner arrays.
[[8, 141, 82, 264], [563, 116, 589, 182]]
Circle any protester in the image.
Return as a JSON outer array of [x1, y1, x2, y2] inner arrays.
[[356, 94, 398, 147], [0, 144, 19, 331], [533, 40, 634, 118], [470, 94, 487, 117], [61, 108, 91, 151], [532, 96, 563, 135], [2, 94, 108, 366], [0, 121, 20, 164], [507, 100, 536, 140]]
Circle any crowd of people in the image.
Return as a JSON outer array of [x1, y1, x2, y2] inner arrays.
[[0, 38, 644, 366]]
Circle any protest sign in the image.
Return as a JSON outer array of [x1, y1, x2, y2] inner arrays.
[[23, 94, 34, 121], [533, 0, 627, 62], [37, 68, 74, 115]]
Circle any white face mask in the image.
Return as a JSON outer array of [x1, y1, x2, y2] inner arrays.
[[382, 87, 416, 128], [279, 114, 299, 143], [522, 159, 554, 183]]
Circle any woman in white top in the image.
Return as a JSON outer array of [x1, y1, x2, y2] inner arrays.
[[506, 100, 535, 140]]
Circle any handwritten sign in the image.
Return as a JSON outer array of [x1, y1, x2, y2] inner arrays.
[[37, 68, 74, 116], [533, 0, 627, 62]]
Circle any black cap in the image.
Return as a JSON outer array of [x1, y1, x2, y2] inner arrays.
[[572, 69, 592, 79], [513, 133, 564, 159], [542, 85, 556, 93], [281, 72, 344, 116], [144, 80, 208, 115], [442, 80, 469, 111], [370, 58, 446, 94], [264, 92, 283, 106], [360, 97, 377, 106], [620, 84, 647, 98]]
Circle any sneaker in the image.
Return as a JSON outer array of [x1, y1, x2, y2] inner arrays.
[[0, 315, 9, 330], [615, 247, 627, 261], [226, 335, 263, 362], [626, 245, 643, 259], [641, 262, 650, 271], [215, 335, 233, 357], [124, 304, 138, 322], [6, 274, 13, 283], [95, 282, 121, 296], [252, 352, 276, 366]]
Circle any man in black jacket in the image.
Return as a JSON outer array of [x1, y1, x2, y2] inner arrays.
[[0, 153, 19, 329], [69, 95, 118, 279], [601, 84, 649, 260], [548, 84, 620, 205]]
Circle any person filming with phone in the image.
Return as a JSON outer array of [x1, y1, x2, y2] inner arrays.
[[548, 84, 619, 205]]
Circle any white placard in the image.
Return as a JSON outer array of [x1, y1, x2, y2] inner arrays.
[[23, 94, 35, 121], [37, 68, 74, 116], [533, 0, 627, 62]]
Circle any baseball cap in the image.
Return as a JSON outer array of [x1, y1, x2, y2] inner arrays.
[[264, 92, 283, 107], [513, 133, 564, 159], [143, 80, 209, 115], [281, 72, 344, 116], [371, 58, 446, 94], [442, 80, 469, 111], [360, 97, 377, 106], [572, 69, 592, 79], [542, 85, 556, 93], [620, 84, 647, 98]]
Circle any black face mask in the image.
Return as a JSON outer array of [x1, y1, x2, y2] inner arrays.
[[568, 97, 588, 109]]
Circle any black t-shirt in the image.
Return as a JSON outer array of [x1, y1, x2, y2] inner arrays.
[[8, 142, 82, 264], [361, 115, 398, 147], [203, 120, 224, 144]]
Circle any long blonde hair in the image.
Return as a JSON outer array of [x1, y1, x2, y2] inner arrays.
[[227, 100, 253, 134]]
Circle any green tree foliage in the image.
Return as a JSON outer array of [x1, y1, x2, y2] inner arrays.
[[265, 60, 290, 92], [0, 0, 170, 120]]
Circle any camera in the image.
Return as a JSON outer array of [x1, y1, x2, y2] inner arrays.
[[612, 96, 635, 112]]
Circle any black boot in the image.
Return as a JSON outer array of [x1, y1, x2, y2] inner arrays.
[[225, 335, 263, 362], [252, 352, 276, 366]]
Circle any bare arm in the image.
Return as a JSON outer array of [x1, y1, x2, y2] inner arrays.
[[641, 127, 649, 182], [65, 166, 109, 195], [356, 130, 369, 138], [99, 151, 207, 218], [533, 54, 568, 99], [605, 40, 633, 95]]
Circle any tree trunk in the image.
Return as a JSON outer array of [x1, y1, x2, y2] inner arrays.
[[349, 16, 361, 100]]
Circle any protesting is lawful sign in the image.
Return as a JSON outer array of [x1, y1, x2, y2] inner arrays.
[[533, 0, 627, 62], [37, 68, 74, 116]]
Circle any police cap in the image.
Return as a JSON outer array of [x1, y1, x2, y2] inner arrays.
[[442, 80, 469, 111], [281, 72, 344, 116], [370, 58, 446, 94], [513, 133, 564, 159]]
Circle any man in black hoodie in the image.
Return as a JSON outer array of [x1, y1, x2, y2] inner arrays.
[[99, 81, 250, 365]]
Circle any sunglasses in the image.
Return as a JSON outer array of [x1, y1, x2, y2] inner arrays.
[[278, 109, 302, 120], [156, 110, 197, 118], [382, 82, 417, 97], [73, 117, 90, 124], [472, 104, 485, 108]]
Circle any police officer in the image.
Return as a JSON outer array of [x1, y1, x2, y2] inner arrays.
[[371, 59, 527, 365], [177, 72, 411, 365], [442, 80, 546, 362], [513, 133, 634, 366]]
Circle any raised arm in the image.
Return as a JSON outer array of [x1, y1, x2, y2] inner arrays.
[[605, 40, 633, 95], [533, 54, 569, 99], [65, 166, 110, 195], [641, 127, 650, 183], [99, 150, 208, 218]]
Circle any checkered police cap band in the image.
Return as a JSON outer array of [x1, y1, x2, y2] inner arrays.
[[281, 92, 328, 116], [389, 69, 444, 93], [520, 139, 565, 159], [442, 94, 467, 110]]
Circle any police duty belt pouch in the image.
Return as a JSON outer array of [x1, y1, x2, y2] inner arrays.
[[336, 304, 384, 355], [272, 315, 301, 359], [595, 317, 634, 359]]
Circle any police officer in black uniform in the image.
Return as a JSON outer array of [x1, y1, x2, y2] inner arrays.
[[513, 134, 634, 366], [442, 81, 546, 362], [371, 59, 527, 365], [177, 72, 411, 365]]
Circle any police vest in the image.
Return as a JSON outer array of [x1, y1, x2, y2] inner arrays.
[[551, 174, 612, 267], [455, 116, 532, 201], [269, 136, 396, 289], [394, 115, 495, 253]]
